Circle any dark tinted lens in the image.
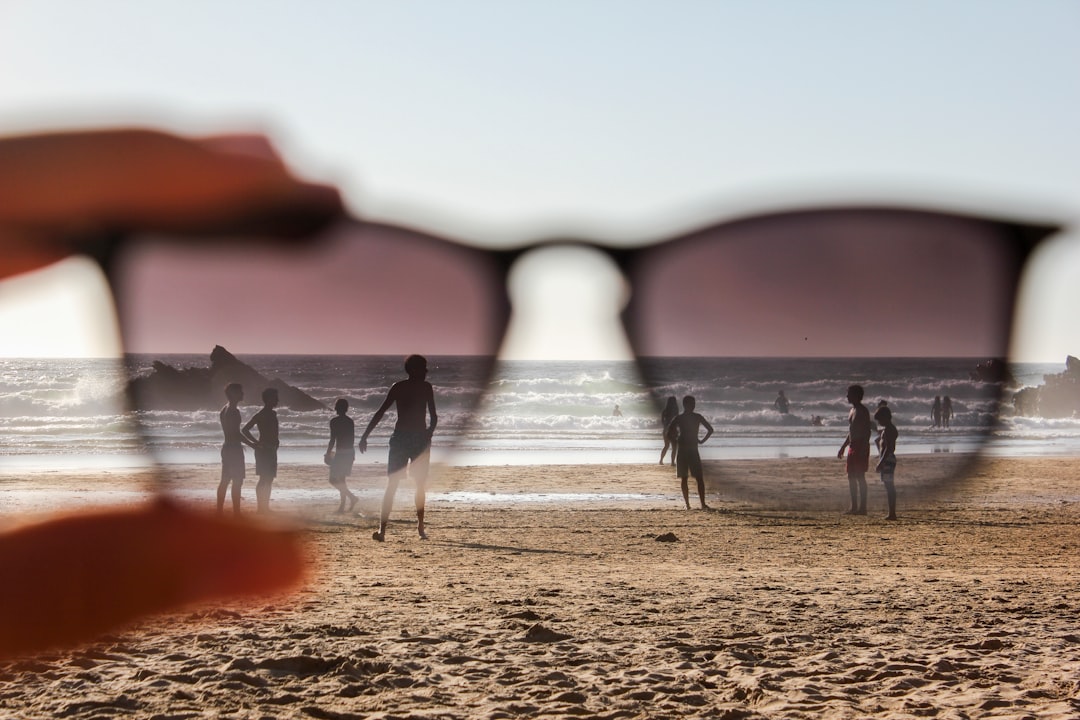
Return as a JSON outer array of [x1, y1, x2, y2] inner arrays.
[[625, 210, 1031, 508], [108, 221, 507, 509]]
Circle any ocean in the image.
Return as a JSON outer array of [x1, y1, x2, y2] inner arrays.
[[1, 355, 1078, 473]]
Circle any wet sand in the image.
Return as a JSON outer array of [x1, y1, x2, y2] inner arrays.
[[1, 456, 1078, 718]]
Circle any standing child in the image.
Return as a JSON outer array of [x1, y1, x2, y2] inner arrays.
[[874, 405, 899, 520], [359, 355, 438, 541], [243, 387, 280, 514], [667, 395, 714, 510], [325, 398, 358, 514], [217, 383, 255, 515]]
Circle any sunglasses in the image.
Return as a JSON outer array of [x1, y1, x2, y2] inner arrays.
[[9, 204, 1057, 513]]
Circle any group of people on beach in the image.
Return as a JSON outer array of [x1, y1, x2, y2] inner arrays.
[[217, 354, 438, 542], [837, 385, 898, 520], [659, 384, 900, 519]]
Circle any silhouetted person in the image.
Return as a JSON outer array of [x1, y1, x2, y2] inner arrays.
[[242, 387, 280, 514], [659, 396, 679, 466], [774, 390, 790, 414], [874, 405, 898, 520], [874, 400, 889, 453], [837, 384, 871, 515], [325, 398, 358, 514], [942, 396, 953, 429], [667, 395, 714, 510], [612, 404, 623, 417], [931, 395, 942, 428], [360, 355, 438, 541], [217, 383, 254, 515]]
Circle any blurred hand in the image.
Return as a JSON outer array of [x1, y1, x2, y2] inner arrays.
[[0, 128, 342, 279], [0, 500, 304, 659], [0, 128, 343, 658]]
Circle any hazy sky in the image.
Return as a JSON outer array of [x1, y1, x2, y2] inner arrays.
[[1, 1, 1078, 360]]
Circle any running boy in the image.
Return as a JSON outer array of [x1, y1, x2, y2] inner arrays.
[[359, 355, 438, 541]]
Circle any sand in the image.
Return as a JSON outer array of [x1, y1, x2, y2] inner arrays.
[[0, 456, 1078, 718]]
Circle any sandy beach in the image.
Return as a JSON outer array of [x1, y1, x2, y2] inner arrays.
[[0, 456, 1078, 718]]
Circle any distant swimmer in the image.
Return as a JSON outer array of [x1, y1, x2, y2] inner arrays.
[[931, 396, 942, 428], [612, 403, 623, 417], [810, 415, 824, 426], [774, 390, 790, 414], [942, 396, 953, 429]]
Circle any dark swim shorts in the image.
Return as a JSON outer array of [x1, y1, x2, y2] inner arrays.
[[847, 442, 870, 475], [387, 431, 431, 476], [220, 443, 245, 481], [329, 449, 355, 480], [255, 445, 278, 478], [676, 446, 704, 480]]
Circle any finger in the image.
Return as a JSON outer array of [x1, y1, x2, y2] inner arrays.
[[0, 129, 344, 269], [0, 499, 305, 659]]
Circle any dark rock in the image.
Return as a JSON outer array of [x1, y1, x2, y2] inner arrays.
[[129, 345, 327, 411], [654, 532, 679, 543], [970, 358, 1015, 385], [1012, 355, 1080, 419]]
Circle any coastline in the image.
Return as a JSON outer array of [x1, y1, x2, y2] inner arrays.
[[1, 456, 1078, 717]]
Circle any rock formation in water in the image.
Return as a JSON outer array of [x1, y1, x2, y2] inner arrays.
[[128, 345, 327, 411], [1012, 355, 1080, 418]]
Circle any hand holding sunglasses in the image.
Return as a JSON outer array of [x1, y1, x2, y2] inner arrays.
[[0, 129, 343, 658]]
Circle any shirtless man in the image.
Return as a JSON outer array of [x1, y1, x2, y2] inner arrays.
[[837, 384, 872, 515], [359, 355, 438, 541], [666, 395, 714, 510], [242, 387, 280, 514], [217, 383, 255, 515]]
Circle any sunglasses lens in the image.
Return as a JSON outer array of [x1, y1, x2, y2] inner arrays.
[[626, 210, 1026, 505], [108, 221, 506, 506]]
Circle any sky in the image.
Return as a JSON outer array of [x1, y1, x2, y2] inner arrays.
[[1, 1, 1078, 361]]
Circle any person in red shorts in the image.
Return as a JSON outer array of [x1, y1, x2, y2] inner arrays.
[[837, 384, 872, 515]]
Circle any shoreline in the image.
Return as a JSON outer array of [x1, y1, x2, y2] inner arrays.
[[2, 455, 1078, 519]]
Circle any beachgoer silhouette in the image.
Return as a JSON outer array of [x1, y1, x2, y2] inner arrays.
[[242, 387, 280, 514], [837, 384, 871, 515], [774, 390, 790, 414], [931, 396, 942, 428], [325, 398, 358, 514], [612, 404, 623, 417], [810, 415, 824, 426], [667, 395, 714, 510], [942, 396, 953, 429], [874, 405, 899, 520], [874, 400, 889, 453], [659, 396, 679, 466], [360, 354, 438, 541], [217, 383, 255, 515]]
